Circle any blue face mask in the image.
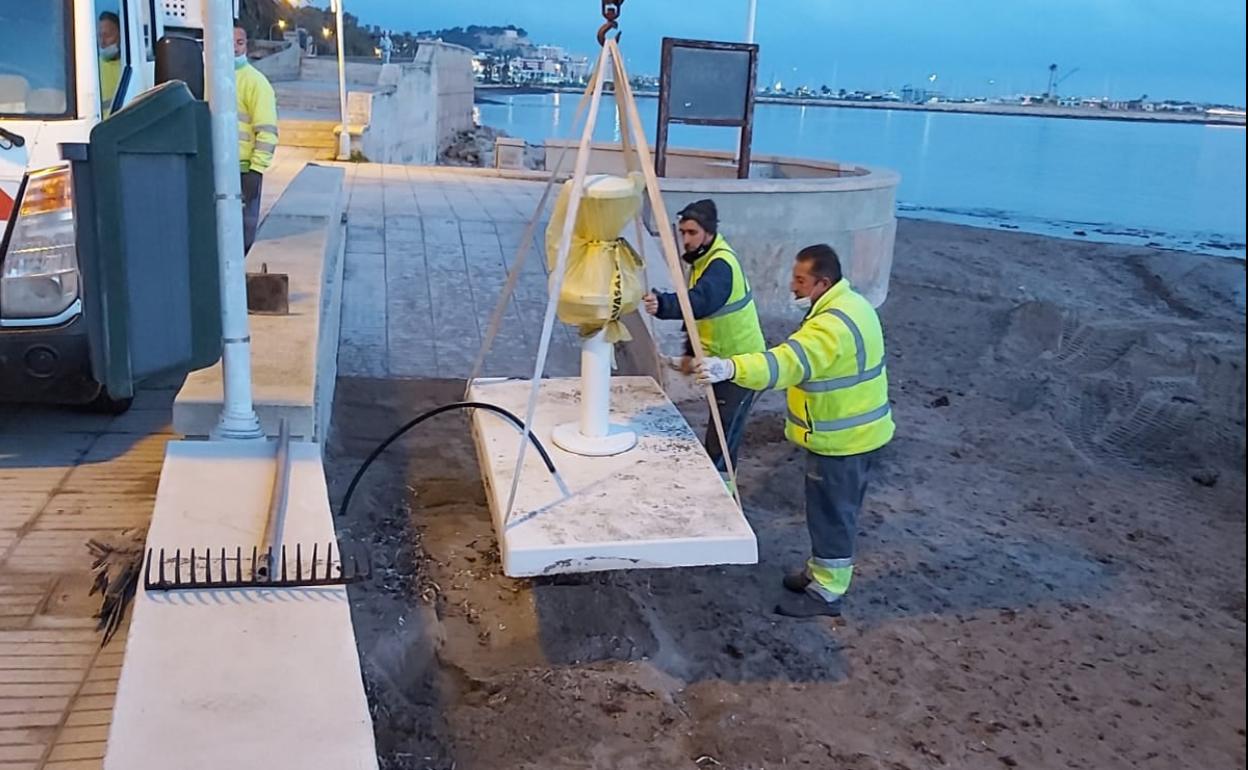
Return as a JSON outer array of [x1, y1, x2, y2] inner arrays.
[[235, 54, 248, 67]]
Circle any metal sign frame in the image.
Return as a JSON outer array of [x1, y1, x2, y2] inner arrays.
[[656, 37, 759, 179]]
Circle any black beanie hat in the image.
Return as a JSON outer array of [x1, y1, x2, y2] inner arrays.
[[677, 199, 718, 235]]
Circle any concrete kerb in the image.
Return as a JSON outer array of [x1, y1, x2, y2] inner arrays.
[[172, 163, 346, 442], [104, 439, 379, 770], [110, 163, 376, 768]]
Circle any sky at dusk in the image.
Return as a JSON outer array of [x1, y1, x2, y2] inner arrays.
[[342, 0, 1246, 104]]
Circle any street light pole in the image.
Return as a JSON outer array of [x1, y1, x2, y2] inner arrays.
[[333, 0, 350, 160], [204, 0, 261, 439]]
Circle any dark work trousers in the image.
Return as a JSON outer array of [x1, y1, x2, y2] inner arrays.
[[805, 449, 879, 563], [705, 380, 757, 474], [241, 171, 263, 254]]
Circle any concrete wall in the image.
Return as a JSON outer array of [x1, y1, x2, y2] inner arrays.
[[543, 141, 899, 313], [299, 57, 384, 86], [356, 65, 436, 164], [353, 42, 474, 164], [249, 40, 301, 82], [426, 42, 475, 148]]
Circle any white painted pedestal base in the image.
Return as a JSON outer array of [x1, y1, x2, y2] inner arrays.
[[551, 421, 637, 456], [468, 376, 758, 577]]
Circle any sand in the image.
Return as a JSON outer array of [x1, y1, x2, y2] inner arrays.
[[326, 219, 1246, 770]]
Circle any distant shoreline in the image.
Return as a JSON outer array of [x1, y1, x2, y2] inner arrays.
[[474, 84, 1246, 127]]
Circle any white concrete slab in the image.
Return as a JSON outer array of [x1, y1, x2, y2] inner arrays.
[[468, 376, 758, 577], [104, 439, 378, 770]]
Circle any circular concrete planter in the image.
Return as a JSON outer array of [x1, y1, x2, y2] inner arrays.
[[544, 140, 901, 311]]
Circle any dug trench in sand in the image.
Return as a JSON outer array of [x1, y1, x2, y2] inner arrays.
[[327, 218, 1245, 770]]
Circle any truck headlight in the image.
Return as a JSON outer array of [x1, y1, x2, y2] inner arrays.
[[1, 166, 80, 320]]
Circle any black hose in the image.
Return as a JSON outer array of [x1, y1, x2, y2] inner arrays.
[[337, 401, 560, 519]]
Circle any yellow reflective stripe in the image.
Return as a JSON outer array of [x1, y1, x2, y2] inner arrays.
[[253, 124, 279, 136], [799, 363, 885, 392], [708, 288, 754, 318], [810, 403, 891, 432], [238, 129, 252, 141], [764, 351, 779, 389], [254, 141, 277, 153], [238, 111, 252, 123], [806, 556, 853, 599], [785, 339, 812, 382], [826, 308, 867, 374], [799, 306, 885, 392]]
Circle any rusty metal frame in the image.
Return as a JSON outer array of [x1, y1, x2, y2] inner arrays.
[[656, 37, 759, 179]]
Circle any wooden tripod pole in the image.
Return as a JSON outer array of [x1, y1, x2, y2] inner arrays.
[[607, 39, 742, 507]]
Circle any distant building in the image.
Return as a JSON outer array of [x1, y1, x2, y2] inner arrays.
[[478, 28, 524, 51]]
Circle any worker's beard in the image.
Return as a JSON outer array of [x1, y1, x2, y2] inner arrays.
[[681, 240, 713, 264]]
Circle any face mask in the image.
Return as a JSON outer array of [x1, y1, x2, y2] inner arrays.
[[235, 54, 249, 67], [681, 240, 712, 265], [101, 44, 120, 60], [791, 294, 813, 313]]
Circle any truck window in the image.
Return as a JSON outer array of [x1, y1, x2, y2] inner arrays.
[[0, 1, 74, 118], [97, 2, 128, 116]]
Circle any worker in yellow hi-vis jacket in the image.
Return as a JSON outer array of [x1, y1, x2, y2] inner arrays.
[[696, 244, 895, 618], [233, 21, 278, 253]]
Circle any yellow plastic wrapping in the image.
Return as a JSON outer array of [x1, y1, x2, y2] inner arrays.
[[545, 173, 646, 343]]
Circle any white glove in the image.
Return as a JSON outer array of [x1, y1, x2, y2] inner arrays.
[[695, 357, 735, 385]]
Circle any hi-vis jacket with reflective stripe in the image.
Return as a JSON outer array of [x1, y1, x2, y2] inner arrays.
[[731, 279, 894, 456], [236, 61, 278, 173], [689, 234, 766, 358]]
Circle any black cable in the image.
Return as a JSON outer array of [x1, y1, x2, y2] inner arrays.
[[337, 401, 560, 519]]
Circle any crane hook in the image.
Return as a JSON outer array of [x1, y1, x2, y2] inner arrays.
[[598, 0, 624, 46]]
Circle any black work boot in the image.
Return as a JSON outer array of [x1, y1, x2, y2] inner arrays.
[[782, 569, 811, 593], [775, 591, 843, 618]]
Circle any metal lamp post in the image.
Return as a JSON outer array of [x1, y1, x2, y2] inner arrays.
[[332, 0, 350, 160], [204, 0, 262, 439]]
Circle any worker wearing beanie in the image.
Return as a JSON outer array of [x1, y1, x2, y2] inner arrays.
[[643, 199, 766, 488]]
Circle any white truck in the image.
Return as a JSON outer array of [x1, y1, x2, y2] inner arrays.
[[1, 0, 222, 411]]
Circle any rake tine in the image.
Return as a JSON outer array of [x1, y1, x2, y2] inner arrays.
[[159, 548, 166, 585], [190, 548, 196, 584], [311, 543, 319, 582], [236, 547, 242, 584], [175, 549, 181, 585], [144, 549, 153, 589], [326, 542, 335, 579], [281, 545, 288, 582], [219, 548, 226, 586], [296, 543, 303, 582], [351, 553, 360, 579]]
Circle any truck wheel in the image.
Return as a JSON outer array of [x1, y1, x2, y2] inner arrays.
[[86, 387, 133, 415]]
